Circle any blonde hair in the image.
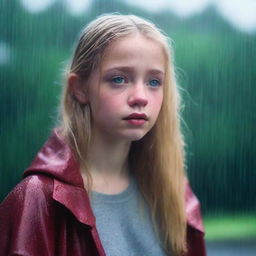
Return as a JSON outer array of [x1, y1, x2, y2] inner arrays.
[[58, 14, 187, 256]]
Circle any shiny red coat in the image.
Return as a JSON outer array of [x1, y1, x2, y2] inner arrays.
[[0, 130, 206, 256]]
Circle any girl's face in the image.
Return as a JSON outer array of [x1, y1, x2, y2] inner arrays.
[[86, 33, 165, 142]]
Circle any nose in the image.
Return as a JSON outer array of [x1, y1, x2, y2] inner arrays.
[[127, 84, 148, 108]]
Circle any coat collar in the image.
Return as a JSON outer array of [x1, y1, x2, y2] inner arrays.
[[24, 129, 84, 187], [53, 179, 95, 227], [23, 129, 204, 233], [23, 129, 95, 227]]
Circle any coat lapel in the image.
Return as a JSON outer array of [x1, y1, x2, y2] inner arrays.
[[53, 179, 95, 227]]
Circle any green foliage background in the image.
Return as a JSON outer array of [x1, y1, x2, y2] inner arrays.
[[0, 0, 255, 215]]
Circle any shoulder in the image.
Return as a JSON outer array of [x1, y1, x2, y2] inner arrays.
[[184, 179, 207, 256], [185, 178, 204, 233], [0, 175, 57, 255], [0, 174, 56, 228], [0, 174, 57, 231], [1, 174, 54, 210]]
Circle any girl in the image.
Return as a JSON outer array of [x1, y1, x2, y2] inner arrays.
[[0, 14, 205, 256]]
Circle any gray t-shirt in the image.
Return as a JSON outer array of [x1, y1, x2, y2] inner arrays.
[[90, 178, 167, 256]]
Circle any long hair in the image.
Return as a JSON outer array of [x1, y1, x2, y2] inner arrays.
[[58, 14, 187, 256]]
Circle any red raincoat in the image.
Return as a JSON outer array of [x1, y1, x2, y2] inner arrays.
[[0, 129, 206, 256]]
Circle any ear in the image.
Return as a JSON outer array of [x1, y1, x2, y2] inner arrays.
[[68, 73, 89, 104]]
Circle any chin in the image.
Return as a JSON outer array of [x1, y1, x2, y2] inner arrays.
[[130, 136, 145, 142], [122, 131, 148, 142]]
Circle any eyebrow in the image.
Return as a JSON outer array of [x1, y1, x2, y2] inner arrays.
[[103, 66, 165, 76]]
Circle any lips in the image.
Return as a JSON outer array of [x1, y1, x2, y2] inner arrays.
[[123, 113, 148, 126], [123, 113, 148, 121]]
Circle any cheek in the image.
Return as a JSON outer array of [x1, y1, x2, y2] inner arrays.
[[99, 94, 121, 110], [151, 92, 164, 115], [95, 93, 122, 119]]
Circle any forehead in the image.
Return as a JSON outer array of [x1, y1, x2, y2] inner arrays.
[[99, 34, 166, 73]]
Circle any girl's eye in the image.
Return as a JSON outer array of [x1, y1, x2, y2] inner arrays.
[[111, 76, 125, 84], [148, 79, 161, 87]]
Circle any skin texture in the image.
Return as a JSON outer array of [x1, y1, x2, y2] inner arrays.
[[87, 33, 165, 143], [69, 34, 166, 193]]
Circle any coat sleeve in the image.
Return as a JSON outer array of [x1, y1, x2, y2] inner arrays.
[[0, 175, 57, 256]]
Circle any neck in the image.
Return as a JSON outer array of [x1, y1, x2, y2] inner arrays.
[[82, 132, 132, 194]]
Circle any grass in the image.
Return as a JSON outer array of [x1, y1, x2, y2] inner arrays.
[[203, 213, 256, 241]]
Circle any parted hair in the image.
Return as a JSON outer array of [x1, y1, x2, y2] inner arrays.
[[58, 13, 187, 256]]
